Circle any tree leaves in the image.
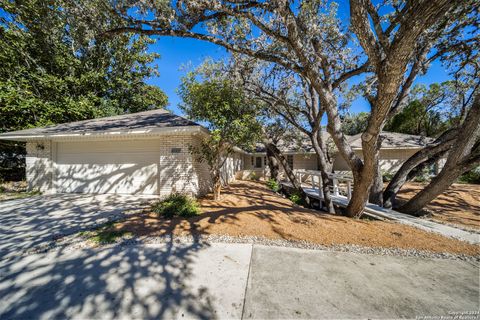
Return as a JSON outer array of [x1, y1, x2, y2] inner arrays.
[[0, 0, 168, 134]]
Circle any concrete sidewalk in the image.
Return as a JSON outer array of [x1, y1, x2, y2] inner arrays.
[[0, 243, 478, 319]]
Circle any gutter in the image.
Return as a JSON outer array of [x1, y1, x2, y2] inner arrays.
[[0, 126, 209, 141]]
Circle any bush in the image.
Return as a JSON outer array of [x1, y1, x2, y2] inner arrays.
[[289, 192, 303, 205], [249, 172, 260, 181], [458, 167, 480, 184], [382, 172, 394, 182], [412, 167, 431, 183], [152, 193, 201, 218], [266, 179, 280, 192]]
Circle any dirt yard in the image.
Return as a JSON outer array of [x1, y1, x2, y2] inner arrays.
[[397, 182, 479, 231], [113, 181, 479, 256]]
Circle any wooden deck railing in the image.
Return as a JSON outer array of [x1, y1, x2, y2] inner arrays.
[[294, 170, 354, 200]]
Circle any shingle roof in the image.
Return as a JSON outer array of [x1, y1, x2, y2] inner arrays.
[[0, 109, 202, 139], [255, 131, 431, 153], [255, 132, 332, 153], [348, 132, 433, 149]]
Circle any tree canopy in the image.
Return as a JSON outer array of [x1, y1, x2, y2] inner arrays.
[[95, 0, 477, 216], [0, 0, 168, 134], [178, 68, 262, 199]]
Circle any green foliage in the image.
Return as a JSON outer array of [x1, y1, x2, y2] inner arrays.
[[189, 130, 232, 173], [458, 167, 480, 184], [0, 0, 168, 180], [80, 221, 132, 244], [179, 75, 261, 150], [179, 72, 262, 198], [248, 172, 260, 181], [412, 169, 431, 183], [382, 172, 394, 182], [266, 179, 280, 192], [0, 1, 168, 132], [341, 112, 370, 135], [289, 192, 303, 205], [152, 193, 201, 218], [384, 83, 459, 137]]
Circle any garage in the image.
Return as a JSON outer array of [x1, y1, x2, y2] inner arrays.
[[0, 109, 215, 196], [54, 139, 160, 195]]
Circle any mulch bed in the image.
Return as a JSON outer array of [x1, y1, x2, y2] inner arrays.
[[112, 181, 479, 256]]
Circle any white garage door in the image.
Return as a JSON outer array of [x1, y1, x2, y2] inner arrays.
[[54, 140, 159, 194]]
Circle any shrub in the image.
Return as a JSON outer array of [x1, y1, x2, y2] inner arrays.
[[412, 167, 431, 183], [152, 193, 200, 218], [249, 172, 260, 181], [458, 166, 480, 184], [382, 172, 394, 182], [289, 192, 303, 205], [266, 179, 280, 192]]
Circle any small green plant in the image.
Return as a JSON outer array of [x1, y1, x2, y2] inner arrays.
[[90, 230, 132, 244], [382, 172, 394, 182], [249, 172, 260, 181], [80, 221, 132, 244], [152, 193, 200, 218], [458, 167, 480, 184], [266, 179, 280, 192], [412, 174, 429, 183], [412, 167, 431, 183], [289, 192, 303, 205]]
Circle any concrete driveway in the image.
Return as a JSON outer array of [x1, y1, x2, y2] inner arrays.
[[0, 194, 156, 259], [1, 243, 478, 319]]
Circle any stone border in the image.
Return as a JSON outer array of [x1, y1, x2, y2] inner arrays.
[[7, 232, 479, 264]]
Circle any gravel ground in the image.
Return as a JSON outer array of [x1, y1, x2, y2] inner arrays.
[[9, 232, 479, 264]]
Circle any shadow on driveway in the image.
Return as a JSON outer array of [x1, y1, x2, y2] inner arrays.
[[0, 242, 252, 320], [0, 194, 157, 259]]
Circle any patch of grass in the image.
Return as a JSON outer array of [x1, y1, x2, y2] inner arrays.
[[266, 179, 280, 192], [152, 193, 200, 218], [0, 189, 41, 202], [90, 230, 132, 244], [80, 221, 132, 244]]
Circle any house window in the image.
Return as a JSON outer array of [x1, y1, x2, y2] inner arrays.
[[251, 156, 254, 166], [255, 156, 263, 168], [264, 157, 267, 166], [287, 155, 294, 169]]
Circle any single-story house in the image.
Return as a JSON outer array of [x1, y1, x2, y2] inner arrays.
[[0, 109, 244, 196], [240, 132, 439, 178], [0, 109, 438, 195]]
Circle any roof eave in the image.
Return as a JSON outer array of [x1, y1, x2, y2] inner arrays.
[[0, 126, 208, 141]]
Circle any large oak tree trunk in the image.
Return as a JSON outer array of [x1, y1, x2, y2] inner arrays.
[[212, 173, 222, 200], [266, 147, 279, 181], [369, 160, 384, 206], [399, 94, 480, 214], [310, 133, 335, 213], [263, 139, 306, 199]]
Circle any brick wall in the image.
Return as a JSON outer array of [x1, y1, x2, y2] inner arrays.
[[26, 134, 246, 197], [26, 140, 53, 192]]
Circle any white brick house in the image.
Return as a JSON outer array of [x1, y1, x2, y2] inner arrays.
[[0, 109, 439, 196], [0, 109, 244, 196], [239, 132, 441, 179]]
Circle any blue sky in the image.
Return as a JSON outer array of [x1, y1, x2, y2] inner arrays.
[[146, 37, 226, 116], [1, 3, 453, 117], [147, 36, 451, 117], [143, 0, 453, 117]]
